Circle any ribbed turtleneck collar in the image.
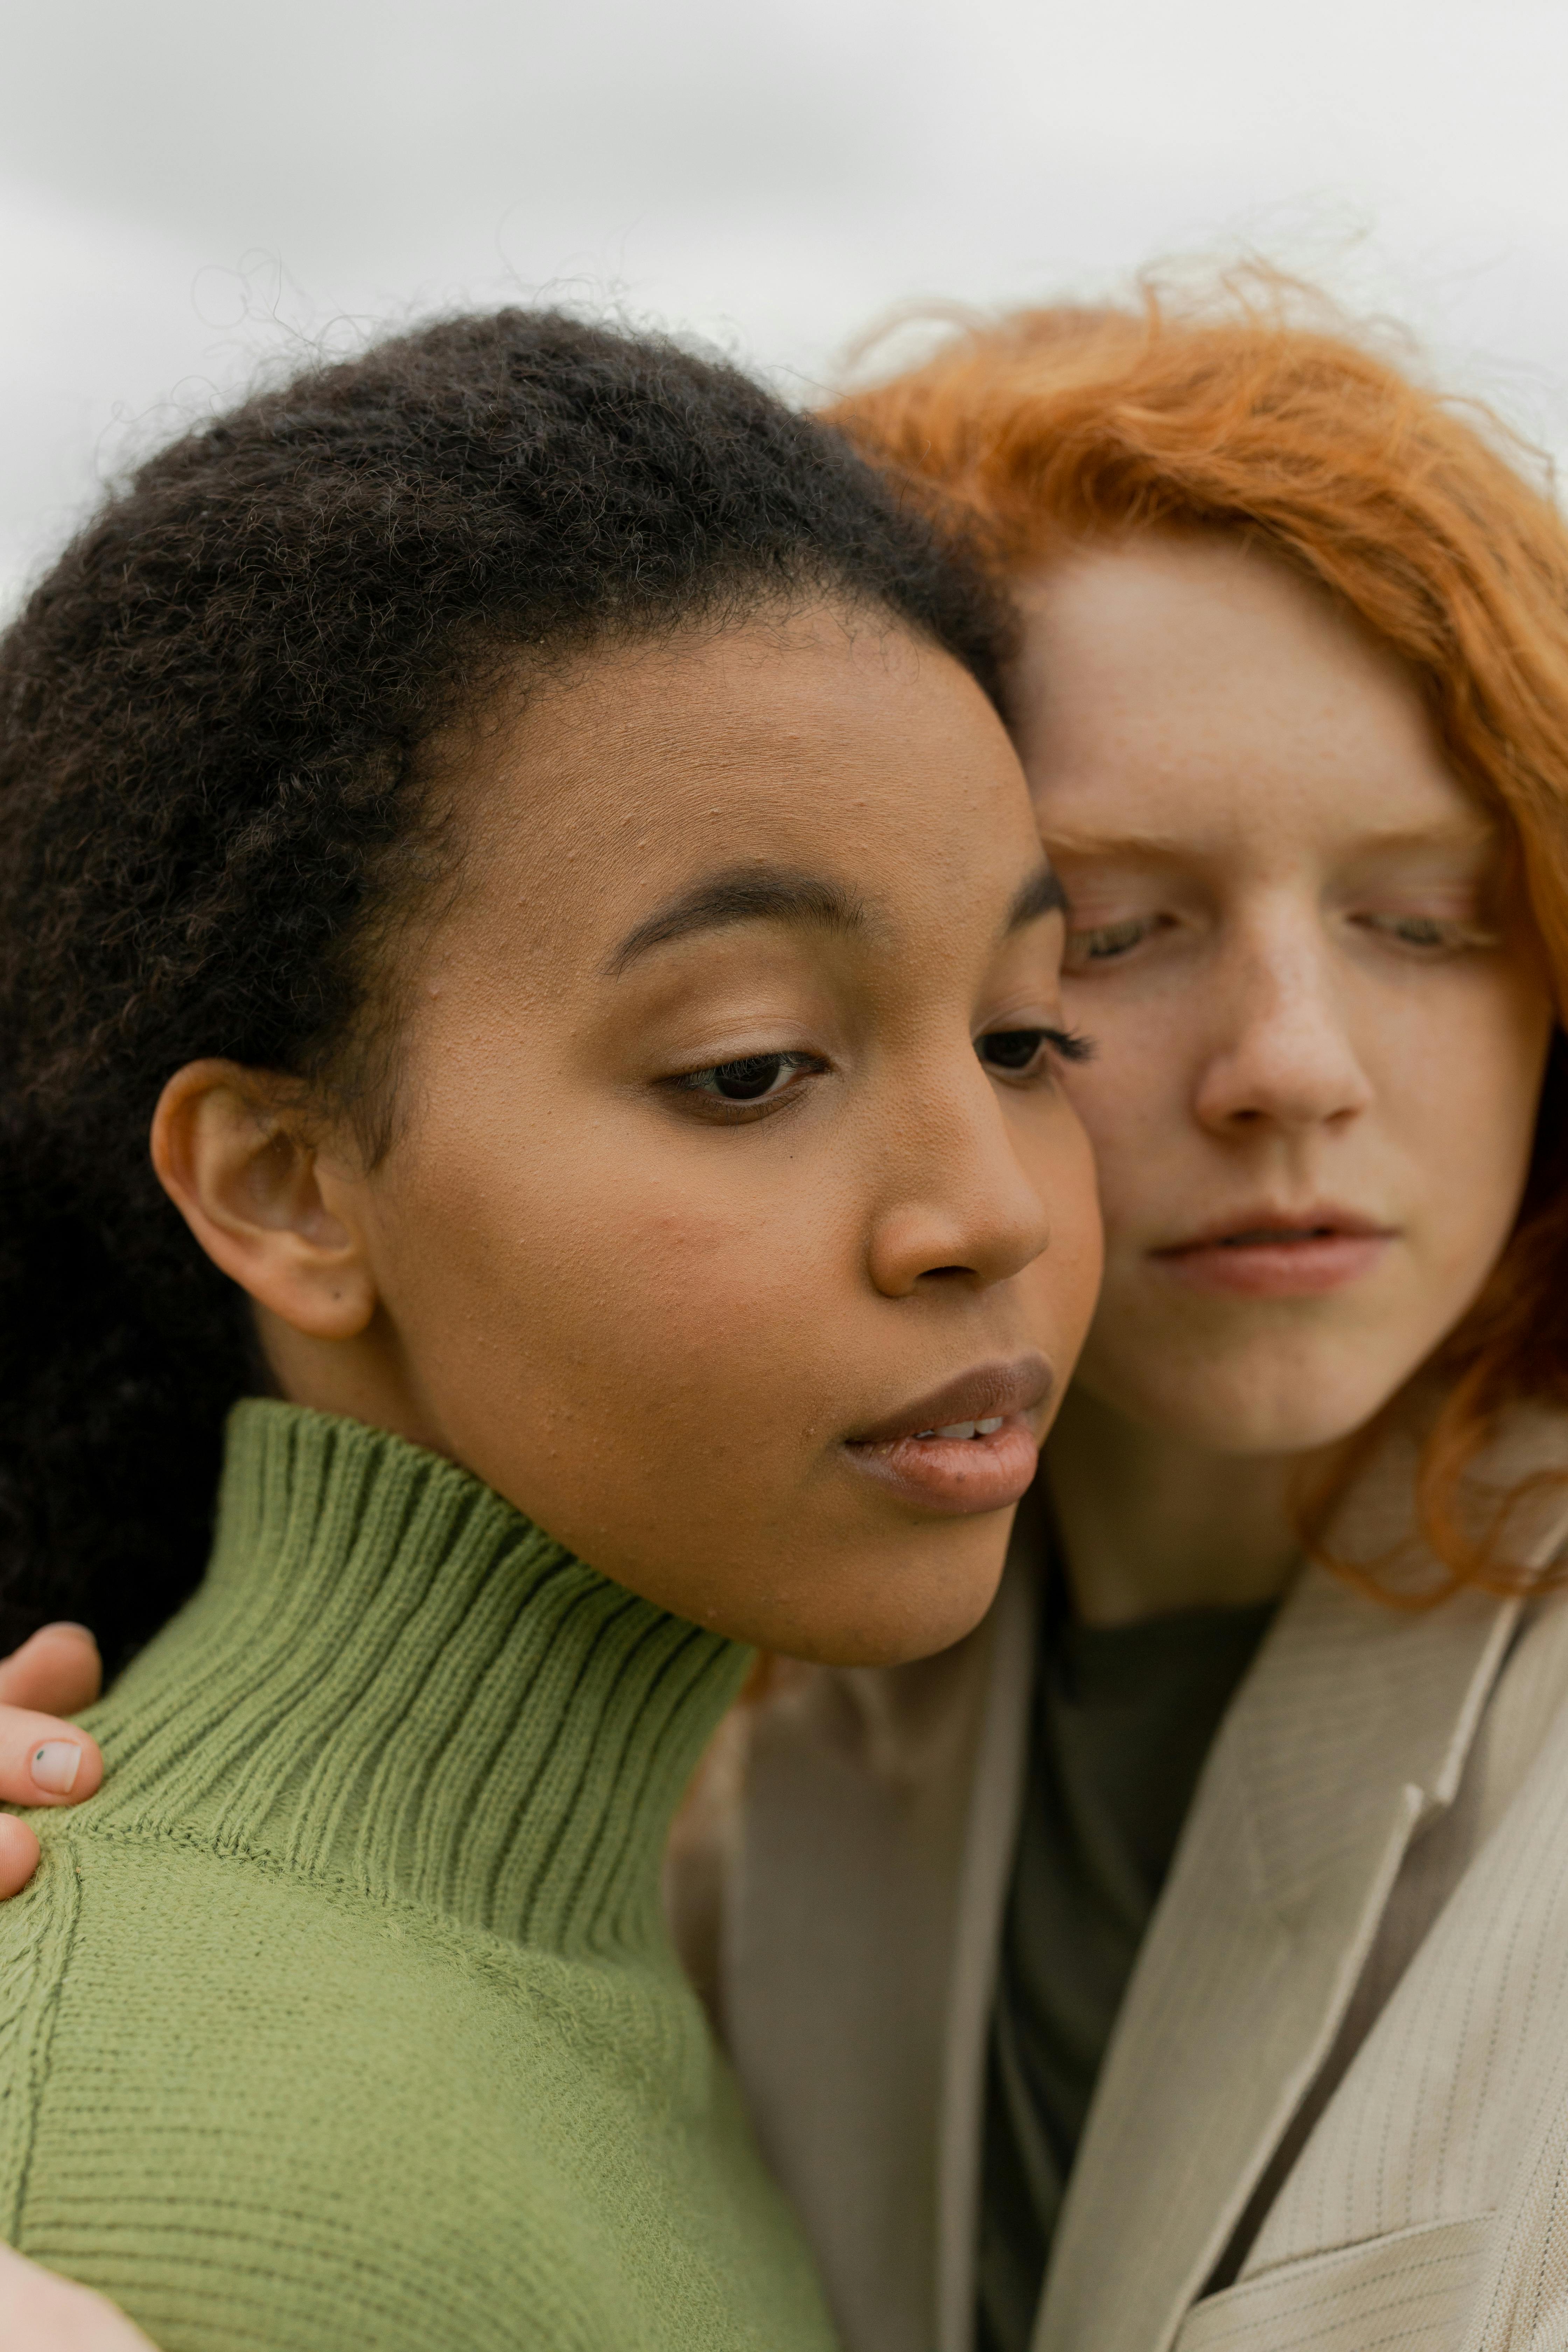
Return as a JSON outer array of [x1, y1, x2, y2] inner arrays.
[[85, 1401, 751, 1957]]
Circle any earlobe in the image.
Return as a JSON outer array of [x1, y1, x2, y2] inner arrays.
[[150, 1061, 377, 1341]]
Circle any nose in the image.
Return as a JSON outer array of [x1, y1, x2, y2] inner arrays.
[[1193, 909, 1374, 1138], [865, 1053, 1056, 1300]]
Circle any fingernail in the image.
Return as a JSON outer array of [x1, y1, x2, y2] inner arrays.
[[31, 1743, 82, 1794], [44, 1624, 96, 1639]]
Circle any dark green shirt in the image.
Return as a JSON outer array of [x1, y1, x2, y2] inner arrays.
[[975, 1573, 1276, 2352]]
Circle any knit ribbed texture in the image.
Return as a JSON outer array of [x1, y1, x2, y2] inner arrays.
[[0, 1402, 839, 2352], [86, 1400, 747, 1956]]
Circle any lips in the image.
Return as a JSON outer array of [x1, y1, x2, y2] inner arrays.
[[1151, 1203, 1396, 1300], [844, 1354, 1052, 1517], [847, 1355, 1055, 1448], [1156, 1203, 1393, 1255]]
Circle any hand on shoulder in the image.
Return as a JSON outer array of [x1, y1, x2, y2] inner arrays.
[[0, 1627, 104, 1897], [0, 2241, 155, 2348]]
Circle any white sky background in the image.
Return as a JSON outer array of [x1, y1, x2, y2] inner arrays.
[[2, 0, 1567, 616]]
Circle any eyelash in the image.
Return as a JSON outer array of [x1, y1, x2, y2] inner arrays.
[[1067, 916, 1161, 966], [1357, 912, 1496, 955], [667, 1051, 824, 1111], [976, 1025, 1095, 1078], [667, 1026, 1094, 1120], [1070, 911, 1496, 966]]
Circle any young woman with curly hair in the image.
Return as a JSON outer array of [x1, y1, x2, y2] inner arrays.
[[0, 307, 1102, 2349]]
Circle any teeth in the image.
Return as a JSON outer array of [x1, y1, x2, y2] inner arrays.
[[911, 1416, 1007, 1441]]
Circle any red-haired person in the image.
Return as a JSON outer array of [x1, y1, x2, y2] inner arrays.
[[7, 288, 1568, 2352], [694, 294, 1568, 2352]]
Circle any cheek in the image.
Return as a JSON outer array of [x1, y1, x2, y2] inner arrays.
[[1025, 1107, 1105, 1343], [587, 1193, 835, 1415], [386, 1111, 849, 1460], [1380, 985, 1555, 1263], [1032, 1218, 1104, 1403], [1054, 998, 1179, 1220]]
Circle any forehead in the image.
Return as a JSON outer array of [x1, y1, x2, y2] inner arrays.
[[450, 611, 1038, 954], [1010, 533, 1494, 863]]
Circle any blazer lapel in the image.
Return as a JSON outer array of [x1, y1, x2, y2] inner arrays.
[[1034, 1410, 1568, 2352], [936, 1544, 1040, 2352], [725, 1518, 1041, 2352]]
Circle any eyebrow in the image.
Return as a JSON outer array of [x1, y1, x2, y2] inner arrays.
[[1008, 864, 1069, 929], [605, 867, 868, 976], [1040, 819, 1501, 863], [604, 858, 1066, 978]]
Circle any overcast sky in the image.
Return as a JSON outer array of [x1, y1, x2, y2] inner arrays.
[[2, 0, 1565, 613]]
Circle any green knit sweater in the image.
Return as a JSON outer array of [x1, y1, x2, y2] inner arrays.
[[0, 1402, 839, 2352]]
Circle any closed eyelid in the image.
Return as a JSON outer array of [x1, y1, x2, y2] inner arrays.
[[1052, 862, 1202, 916], [1331, 879, 1498, 927]]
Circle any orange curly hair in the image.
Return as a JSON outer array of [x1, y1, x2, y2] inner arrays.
[[826, 284, 1568, 1600]]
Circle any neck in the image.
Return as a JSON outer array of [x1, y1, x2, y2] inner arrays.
[[88, 1400, 752, 1958], [1044, 1384, 1300, 1628]]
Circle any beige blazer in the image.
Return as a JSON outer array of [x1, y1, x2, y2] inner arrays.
[[676, 1410, 1568, 2352]]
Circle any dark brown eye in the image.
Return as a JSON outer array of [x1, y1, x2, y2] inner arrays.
[[710, 1055, 788, 1100], [977, 1026, 1093, 1074], [669, 1050, 822, 1109], [979, 1029, 1046, 1073]]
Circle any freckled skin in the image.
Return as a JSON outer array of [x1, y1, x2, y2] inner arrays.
[[1014, 535, 1556, 1461], [159, 612, 1102, 1666]]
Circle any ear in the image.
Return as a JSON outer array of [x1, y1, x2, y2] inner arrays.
[[150, 1061, 377, 1341]]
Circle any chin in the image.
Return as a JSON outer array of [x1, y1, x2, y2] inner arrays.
[[1161, 1393, 1393, 1458], [1090, 1343, 1429, 1460], [766, 1540, 1010, 1669]]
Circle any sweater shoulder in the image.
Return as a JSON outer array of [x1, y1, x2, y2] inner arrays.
[[0, 1828, 586, 2346], [0, 1827, 836, 2352]]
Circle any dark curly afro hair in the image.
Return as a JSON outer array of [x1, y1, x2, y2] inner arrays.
[[0, 308, 1011, 1672]]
